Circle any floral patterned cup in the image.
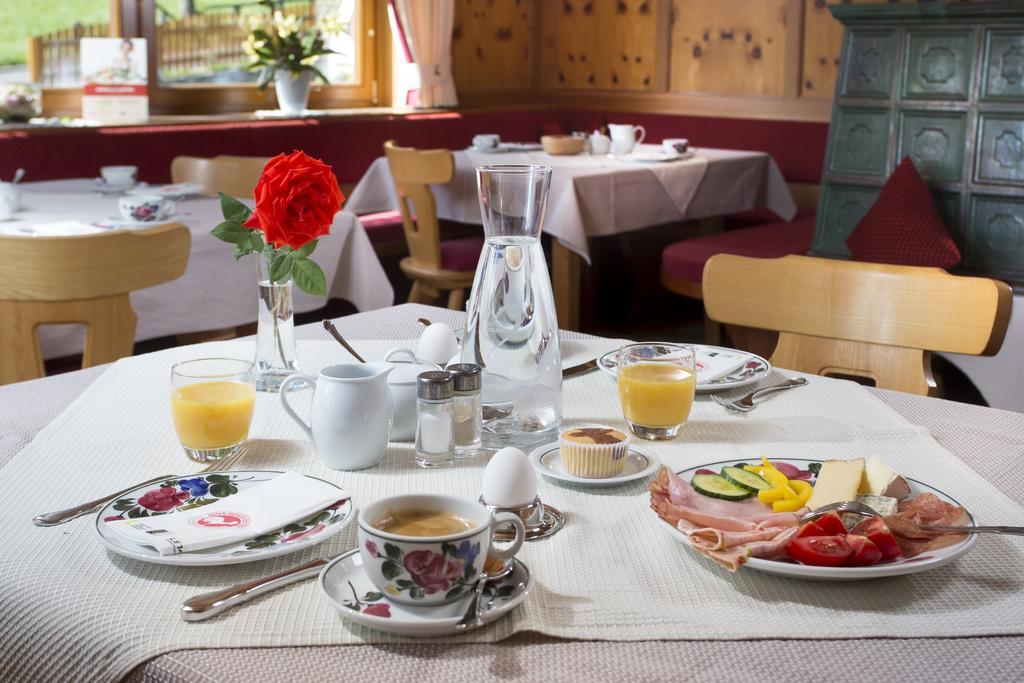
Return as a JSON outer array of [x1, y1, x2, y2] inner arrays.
[[358, 494, 526, 607]]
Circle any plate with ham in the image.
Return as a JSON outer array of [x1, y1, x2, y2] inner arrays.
[[649, 458, 978, 580]]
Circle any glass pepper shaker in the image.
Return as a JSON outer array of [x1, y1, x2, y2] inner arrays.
[[415, 370, 454, 468], [448, 363, 482, 458]]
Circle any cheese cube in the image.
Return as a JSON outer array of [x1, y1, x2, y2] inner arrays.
[[858, 454, 911, 499], [806, 458, 865, 511]]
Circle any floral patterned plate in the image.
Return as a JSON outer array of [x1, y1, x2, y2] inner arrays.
[[598, 343, 771, 393], [319, 549, 531, 636], [94, 470, 354, 566]]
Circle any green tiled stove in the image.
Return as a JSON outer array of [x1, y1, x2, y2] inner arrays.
[[812, 1, 1024, 286]]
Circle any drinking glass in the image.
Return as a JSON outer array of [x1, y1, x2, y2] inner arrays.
[[171, 358, 256, 462], [616, 343, 696, 440]]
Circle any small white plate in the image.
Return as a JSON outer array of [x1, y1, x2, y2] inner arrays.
[[127, 183, 203, 198], [598, 343, 771, 393], [654, 458, 978, 580], [319, 549, 531, 636], [95, 214, 185, 229], [529, 441, 660, 487], [93, 178, 137, 194], [94, 469, 354, 566], [468, 143, 544, 154], [621, 150, 695, 163]]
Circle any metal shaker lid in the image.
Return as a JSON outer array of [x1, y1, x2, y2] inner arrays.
[[447, 363, 482, 392], [417, 370, 453, 400]]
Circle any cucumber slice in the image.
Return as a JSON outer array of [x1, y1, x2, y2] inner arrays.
[[690, 473, 752, 501], [721, 466, 773, 492]]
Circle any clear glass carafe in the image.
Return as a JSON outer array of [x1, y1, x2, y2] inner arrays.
[[462, 165, 562, 447]]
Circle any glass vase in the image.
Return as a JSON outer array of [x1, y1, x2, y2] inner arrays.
[[254, 252, 298, 392], [462, 165, 562, 448]]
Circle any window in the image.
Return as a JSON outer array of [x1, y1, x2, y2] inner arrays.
[[3, 0, 112, 87]]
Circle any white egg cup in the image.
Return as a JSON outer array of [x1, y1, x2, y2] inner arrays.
[[479, 494, 564, 542]]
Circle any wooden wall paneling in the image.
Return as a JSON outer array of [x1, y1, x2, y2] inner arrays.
[[669, 0, 802, 96], [540, 0, 660, 92], [452, 0, 535, 90]]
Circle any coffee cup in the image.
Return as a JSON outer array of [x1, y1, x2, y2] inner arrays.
[[101, 165, 138, 187], [0, 182, 20, 220], [472, 134, 500, 151], [358, 494, 526, 607], [608, 123, 646, 155], [118, 195, 176, 223], [662, 138, 689, 156]]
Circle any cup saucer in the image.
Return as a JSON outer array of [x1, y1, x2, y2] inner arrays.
[[319, 549, 531, 636], [93, 178, 137, 194], [528, 441, 661, 487]]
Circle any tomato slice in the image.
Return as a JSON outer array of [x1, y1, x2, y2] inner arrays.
[[851, 517, 902, 560], [786, 535, 853, 567], [814, 511, 848, 536], [792, 520, 827, 539], [844, 534, 882, 567]]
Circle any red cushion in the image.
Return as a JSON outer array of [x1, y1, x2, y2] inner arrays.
[[357, 210, 405, 244], [440, 237, 484, 272], [845, 157, 961, 268], [661, 214, 816, 284], [725, 206, 817, 231]]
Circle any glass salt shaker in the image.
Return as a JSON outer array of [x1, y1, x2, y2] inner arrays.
[[448, 363, 482, 458], [415, 371, 454, 468]]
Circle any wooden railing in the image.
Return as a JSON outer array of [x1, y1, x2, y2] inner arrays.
[[27, 2, 315, 87]]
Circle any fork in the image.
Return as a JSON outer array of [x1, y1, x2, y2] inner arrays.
[[32, 445, 249, 527], [800, 500, 1024, 536], [711, 377, 808, 412]]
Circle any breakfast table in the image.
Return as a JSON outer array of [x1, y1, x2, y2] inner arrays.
[[344, 146, 797, 329], [2, 303, 1023, 683], [0, 179, 394, 360]]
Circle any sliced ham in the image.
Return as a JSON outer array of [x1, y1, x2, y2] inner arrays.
[[688, 526, 789, 551]]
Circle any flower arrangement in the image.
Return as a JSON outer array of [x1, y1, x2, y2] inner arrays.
[[211, 149, 344, 297], [243, 0, 340, 90]]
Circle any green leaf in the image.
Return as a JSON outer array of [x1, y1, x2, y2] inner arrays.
[[292, 257, 326, 296], [363, 591, 384, 602], [441, 542, 456, 557], [294, 239, 317, 258], [444, 586, 464, 600], [268, 252, 294, 283], [409, 587, 425, 600], [112, 499, 135, 511], [381, 560, 402, 580], [384, 543, 402, 560], [209, 482, 238, 498], [257, 65, 276, 90], [206, 474, 230, 483], [309, 65, 331, 85], [127, 508, 150, 519], [211, 221, 252, 245], [282, 523, 305, 533], [248, 231, 265, 253], [395, 579, 414, 589], [219, 193, 252, 222]]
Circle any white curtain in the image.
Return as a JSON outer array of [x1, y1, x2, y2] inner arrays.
[[393, 0, 458, 108]]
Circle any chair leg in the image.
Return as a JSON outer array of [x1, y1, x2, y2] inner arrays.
[[81, 295, 137, 368], [447, 288, 465, 311], [408, 282, 425, 304], [0, 301, 46, 384]]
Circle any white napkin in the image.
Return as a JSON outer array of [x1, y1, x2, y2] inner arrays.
[[695, 347, 751, 383], [105, 471, 348, 556]]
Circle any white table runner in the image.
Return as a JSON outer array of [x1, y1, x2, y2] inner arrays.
[[3, 339, 1024, 682], [4, 180, 395, 360]]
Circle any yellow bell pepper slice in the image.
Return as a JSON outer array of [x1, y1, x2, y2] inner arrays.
[[758, 487, 787, 504], [772, 479, 812, 512]]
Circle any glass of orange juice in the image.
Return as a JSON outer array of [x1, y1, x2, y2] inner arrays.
[[617, 343, 696, 440], [171, 358, 256, 462]]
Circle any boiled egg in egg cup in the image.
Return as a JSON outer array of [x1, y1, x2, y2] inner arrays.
[[480, 447, 565, 541]]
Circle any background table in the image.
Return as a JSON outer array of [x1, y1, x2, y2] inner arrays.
[[2, 304, 1022, 682], [345, 147, 796, 329], [3, 180, 394, 359]]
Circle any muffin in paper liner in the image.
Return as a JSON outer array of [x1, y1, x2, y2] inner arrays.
[[558, 425, 631, 478]]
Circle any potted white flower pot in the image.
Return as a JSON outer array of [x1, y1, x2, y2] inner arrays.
[[275, 71, 313, 116]]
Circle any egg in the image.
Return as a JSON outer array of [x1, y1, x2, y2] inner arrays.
[[482, 447, 538, 508], [417, 322, 460, 366]]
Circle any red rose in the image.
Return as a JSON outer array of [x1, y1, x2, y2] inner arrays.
[[403, 550, 464, 595], [243, 150, 344, 251], [363, 603, 391, 618], [138, 486, 190, 512]]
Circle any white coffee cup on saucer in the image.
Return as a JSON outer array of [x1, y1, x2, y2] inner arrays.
[[608, 124, 646, 155], [118, 194, 176, 223], [662, 138, 689, 156], [101, 165, 138, 187], [472, 134, 500, 151]]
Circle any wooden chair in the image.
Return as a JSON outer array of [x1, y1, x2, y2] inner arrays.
[[383, 140, 481, 310], [0, 224, 191, 385], [702, 254, 1012, 396], [170, 155, 269, 198]]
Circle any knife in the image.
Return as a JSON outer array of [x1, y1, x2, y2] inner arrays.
[[562, 359, 598, 379]]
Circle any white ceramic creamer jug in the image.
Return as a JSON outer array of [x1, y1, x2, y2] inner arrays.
[[280, 363, 393, 470]]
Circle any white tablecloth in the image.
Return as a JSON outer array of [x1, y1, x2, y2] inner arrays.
[[3, 180, 394, 359], [344, 146, 797, 261]]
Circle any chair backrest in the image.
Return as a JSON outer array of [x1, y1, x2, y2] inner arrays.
[[702, 254, 1012, 395], [170, 155, 269, 198], [383, 140, 454, 270]]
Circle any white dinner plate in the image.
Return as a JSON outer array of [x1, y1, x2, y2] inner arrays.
[[127, 183, 203, 198], [654, 458, 978, 580], [319, 549, 530, 636], [529, 441, 660, 487], [94, 469, 354, 566], [598, 343, 772, 393]]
